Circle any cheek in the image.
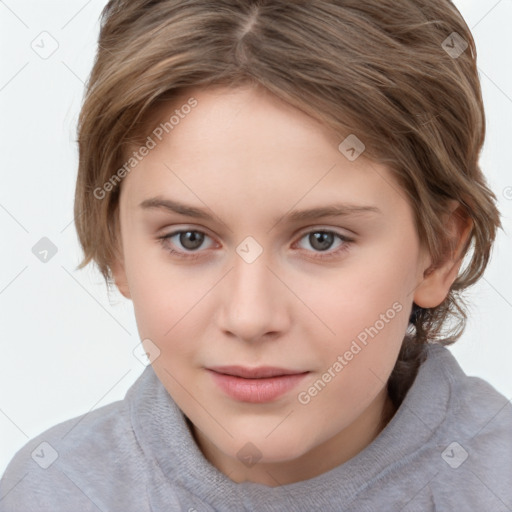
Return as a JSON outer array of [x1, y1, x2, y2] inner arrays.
[[297, 256, 414, 339], [292, 246, 415, 382], [123, 245, 206, 350]]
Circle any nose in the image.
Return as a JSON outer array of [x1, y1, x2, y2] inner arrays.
[[216, 250, 291, 343]]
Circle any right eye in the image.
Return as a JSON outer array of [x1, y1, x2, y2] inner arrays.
[[157, 229, 217, 259]]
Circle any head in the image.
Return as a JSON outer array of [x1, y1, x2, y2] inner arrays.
[[74, 0, 501, 482]]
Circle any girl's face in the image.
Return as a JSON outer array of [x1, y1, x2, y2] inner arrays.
[[113, 84, 435, 486]]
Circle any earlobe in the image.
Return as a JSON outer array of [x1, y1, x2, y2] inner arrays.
[[110, 256, 131, 300], [109, 212, 131, 299], [413, 202, 473, 309]]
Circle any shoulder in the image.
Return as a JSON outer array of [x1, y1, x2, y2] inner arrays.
[[420, 343, 512, 431], [0, 387, 149, 511], [436, 346, 512, 440], [426, 345, 512, 510]]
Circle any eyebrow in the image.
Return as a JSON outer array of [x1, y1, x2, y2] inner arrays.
[[138, 197, 382, 224]]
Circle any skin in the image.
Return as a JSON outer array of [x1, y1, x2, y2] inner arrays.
[[111, 83, 471, 486]]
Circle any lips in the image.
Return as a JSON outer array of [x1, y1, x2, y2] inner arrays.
[[206, 366, 310, 403], [207, 365, 306, 379]]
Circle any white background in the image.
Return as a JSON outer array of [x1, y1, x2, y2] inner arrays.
[[1, 0, 511, 475]]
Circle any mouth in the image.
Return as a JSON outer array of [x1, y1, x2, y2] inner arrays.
[[207, 365, 307, 379], [206, 366, 310, 403]]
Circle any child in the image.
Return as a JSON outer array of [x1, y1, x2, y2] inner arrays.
[[1, 0, 511, 510]]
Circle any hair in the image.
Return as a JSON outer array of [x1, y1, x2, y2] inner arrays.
[[74, 0, 501, 408]]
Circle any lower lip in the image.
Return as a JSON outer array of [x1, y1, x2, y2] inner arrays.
[[207, 370, 309, 403]]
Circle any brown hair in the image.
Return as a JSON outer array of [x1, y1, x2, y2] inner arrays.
[[74, 0, 501, 407]]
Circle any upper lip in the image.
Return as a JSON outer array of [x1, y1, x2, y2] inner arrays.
[[207, 366, 308, 379]]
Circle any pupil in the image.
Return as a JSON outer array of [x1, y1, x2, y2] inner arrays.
[[310, 232, 333, 251], [180, 231, 204, 250]]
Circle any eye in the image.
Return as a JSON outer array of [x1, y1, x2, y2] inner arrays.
[[294, 230, 353, 260], [157, 228, 353, 261], [157, 229, 215, 259]]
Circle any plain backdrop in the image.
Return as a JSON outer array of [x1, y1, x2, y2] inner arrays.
[[1, 0, 511, 476]]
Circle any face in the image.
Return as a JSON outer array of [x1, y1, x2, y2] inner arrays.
[[112, 84, 442, 486]]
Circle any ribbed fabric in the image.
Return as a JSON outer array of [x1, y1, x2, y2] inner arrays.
[[1, 343, 511, 511]]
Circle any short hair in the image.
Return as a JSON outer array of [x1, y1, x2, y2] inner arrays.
[[74, 0, 501, 406]]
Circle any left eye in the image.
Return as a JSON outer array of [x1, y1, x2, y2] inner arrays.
[[295, 230, 350, 255], [157, 229, 352, 259]]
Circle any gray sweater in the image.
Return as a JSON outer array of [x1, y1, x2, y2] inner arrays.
[[1, 343, 511, 511]]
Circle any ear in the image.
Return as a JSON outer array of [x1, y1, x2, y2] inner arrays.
[[110, 246, 131, 300], [414, 200, 473, 308]]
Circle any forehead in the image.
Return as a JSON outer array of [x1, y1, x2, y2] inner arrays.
[[119, 85, 409, 219], [135, 83, 345, 160]]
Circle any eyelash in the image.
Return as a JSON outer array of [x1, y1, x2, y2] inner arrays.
[[157, 228, 354, 261]]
